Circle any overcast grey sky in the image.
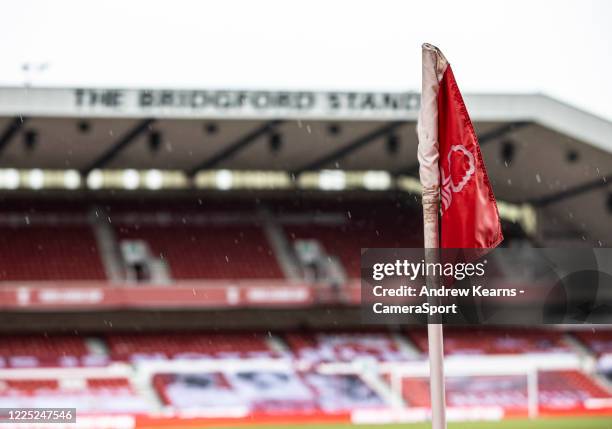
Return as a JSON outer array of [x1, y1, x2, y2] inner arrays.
[[1, 0, 611, 120]]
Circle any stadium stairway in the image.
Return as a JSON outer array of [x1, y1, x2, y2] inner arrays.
[[564, 332, 600, 363], [90, 206, 124, 282], [391, 332, 422, 358], [265, 333, 293, 356], [257, 206, 303, 281]]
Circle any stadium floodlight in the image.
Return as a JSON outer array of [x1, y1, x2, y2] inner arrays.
[[122, 169, 140, 190], [86, 169, 103, 189], [319, 170, 346, 190], [28, 169, 44, 189], [144, 169, 163, 190], [63, 170, 81, 189], [195, 170, 290, 190], [215, 169, 233, 190], [396, 175, 422, 195], [363, 171, 392, 190], [0, 169, 20, 189]]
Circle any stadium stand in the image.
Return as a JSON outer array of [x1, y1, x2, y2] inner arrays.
[[0, 334, 109, 368], [406, 328, 572, 355], [0, 377, 148, 412], [281, 200, 422, 278], [106, 332, 279, 361], [154, 371, 318, 413], [0, 329, 610, 421], [0, 335, 89, 365], [0, 195, 423, 283], [115, 224, 282, 280], [399, 370, 611, 414], [0, 198, 610, 424], [0, 225, 105, 281], [284, 330, 413, 363], [574, 330, 612, 357], [153, 370, 384, 413]]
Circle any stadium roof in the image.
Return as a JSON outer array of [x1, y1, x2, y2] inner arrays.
[[0, 87, 611, 244]]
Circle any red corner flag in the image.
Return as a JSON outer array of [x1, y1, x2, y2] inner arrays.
[[437, 65, 503, 250], [417, 44, 503, 429], [417, 43, 503, 252], [417, 43, 503, 429]]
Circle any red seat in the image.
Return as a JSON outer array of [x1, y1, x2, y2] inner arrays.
[[0, 335, 88, 360], [407, 328, 570, 355], [0, 226, 105, 281], [399, 370, 611, 412], [0, 377, 146, 412], [285, 330, 409, 363], [574, 330, 612, 356], [116, 225, 283, 279], [106, 332, 277, 360], [286, 221, 421, 278]]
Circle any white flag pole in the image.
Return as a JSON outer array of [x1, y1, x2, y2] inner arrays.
[[417, 43, 448, 429], [427, 325, 447, 429]]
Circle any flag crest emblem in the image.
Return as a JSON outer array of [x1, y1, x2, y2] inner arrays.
[[441, 145, 476, 212]]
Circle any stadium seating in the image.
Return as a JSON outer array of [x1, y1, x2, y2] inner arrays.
[[282, 201, 422, 278], [0, 377, 148, 412], [153, 371, 317, 413], [0, 196, 610, 421], [574, 330, 612, 356], [115, 225, 283, 279], [153, 370, 384, 413], [0, 335, 91, 368], [0, 330, 609, 419], [399, 370, 611, 413], [0, 225, 106, 281], [106, 332, 279, 361], [406, 328, 571, 355], [0, 196, 421, 282], [284, 330, 412, 363]]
